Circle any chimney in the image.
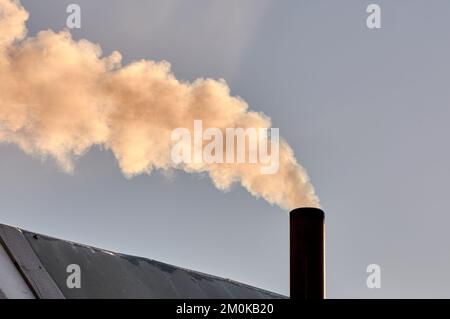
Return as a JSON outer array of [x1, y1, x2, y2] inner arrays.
[[290, 207, 325, 299]]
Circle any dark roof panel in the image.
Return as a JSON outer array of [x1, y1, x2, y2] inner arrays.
[[0, 227, 286, 299]]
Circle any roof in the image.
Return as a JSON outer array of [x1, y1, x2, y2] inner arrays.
[[0, 223, 286, 299]]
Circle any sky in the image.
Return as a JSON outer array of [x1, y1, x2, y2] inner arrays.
[[1, 0, 449, 298]]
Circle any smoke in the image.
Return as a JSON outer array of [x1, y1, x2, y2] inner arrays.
[[0, 0, 319, 210]]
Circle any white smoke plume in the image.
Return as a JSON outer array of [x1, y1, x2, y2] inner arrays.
[[0, 0, 319, 210]]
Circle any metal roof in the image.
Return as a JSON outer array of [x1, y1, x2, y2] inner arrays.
[[0, 223, 286, 299]]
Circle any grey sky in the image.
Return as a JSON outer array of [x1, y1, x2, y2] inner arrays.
[[0, 0, 449, 297]]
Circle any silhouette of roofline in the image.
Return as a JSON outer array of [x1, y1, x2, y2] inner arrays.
[[0, 223, 286, 299]]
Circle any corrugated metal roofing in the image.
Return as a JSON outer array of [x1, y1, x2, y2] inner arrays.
[[0, 223, 286, 299]]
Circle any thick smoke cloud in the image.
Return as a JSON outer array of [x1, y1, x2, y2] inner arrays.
[[0, 0, 319, 210]]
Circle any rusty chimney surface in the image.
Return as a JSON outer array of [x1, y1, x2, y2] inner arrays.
[[290, 207, 325, 299]]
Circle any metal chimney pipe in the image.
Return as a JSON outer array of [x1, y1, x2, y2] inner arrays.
[[290, 207, 325, 299]]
